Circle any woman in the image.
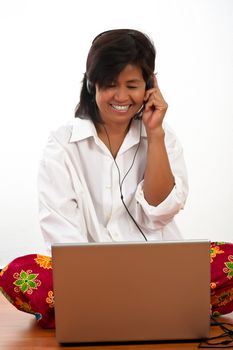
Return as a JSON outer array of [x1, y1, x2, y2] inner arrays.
[[38, 28, 188, 253], [0, 29, 232, 328]]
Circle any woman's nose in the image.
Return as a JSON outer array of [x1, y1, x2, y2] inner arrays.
[[114, 87, 129, 102]]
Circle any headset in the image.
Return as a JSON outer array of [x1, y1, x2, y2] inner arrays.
[[86, 79, 94, 95]]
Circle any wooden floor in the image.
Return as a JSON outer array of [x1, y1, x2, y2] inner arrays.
[[1, 292, 233, 350]]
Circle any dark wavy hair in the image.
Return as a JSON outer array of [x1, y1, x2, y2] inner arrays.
[[75, 29, 156, 123]]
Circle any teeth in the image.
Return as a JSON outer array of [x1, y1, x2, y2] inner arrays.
[[112, 105, 129, 111]]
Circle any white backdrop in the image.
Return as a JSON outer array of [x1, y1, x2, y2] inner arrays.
[[0, 0, 232, 267]]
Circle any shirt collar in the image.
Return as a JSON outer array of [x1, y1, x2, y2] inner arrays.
[[69, 117, 147, 144], [69, 118, 98, 143]]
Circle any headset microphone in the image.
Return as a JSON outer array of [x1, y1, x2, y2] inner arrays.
[[134, 104, 145, 120]]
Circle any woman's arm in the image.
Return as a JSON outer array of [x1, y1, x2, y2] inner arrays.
[[38, 133, 88, 254], [143, 76, 175, 206], [133, 123, 188, 231]]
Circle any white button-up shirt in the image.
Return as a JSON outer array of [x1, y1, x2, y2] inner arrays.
[[38, 118, 188, 254]]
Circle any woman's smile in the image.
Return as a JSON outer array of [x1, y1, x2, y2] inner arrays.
[[110, 104, 131, 112], [95, 64, 146, 126]]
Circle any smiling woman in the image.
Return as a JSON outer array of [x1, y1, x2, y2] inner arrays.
[[0, 28, 233, 329], [95, 64, 146, 157], [75, 29, 155, 123], [95, 65, 145, 124]]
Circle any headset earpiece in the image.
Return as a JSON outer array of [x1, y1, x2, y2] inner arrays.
[[86, 79, 94, 95], [146, 78, 153, 90]]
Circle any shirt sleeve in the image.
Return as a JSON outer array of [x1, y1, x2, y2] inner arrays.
[[38, 133, 88, 255], [133, 124, 189, 230]]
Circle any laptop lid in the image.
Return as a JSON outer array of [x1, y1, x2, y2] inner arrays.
[[52, 240, 210, 343]]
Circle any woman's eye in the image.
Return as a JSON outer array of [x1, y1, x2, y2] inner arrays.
[[127, 86, 138, 89]]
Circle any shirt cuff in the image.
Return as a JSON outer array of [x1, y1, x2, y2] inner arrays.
[[135, 180, 184, 219]]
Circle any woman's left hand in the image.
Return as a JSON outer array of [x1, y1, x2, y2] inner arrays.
[[142, 75, 168, 136]]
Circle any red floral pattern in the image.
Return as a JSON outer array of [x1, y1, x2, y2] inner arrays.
[[210, 242, 233, 316], [0, 254, 55, 328]]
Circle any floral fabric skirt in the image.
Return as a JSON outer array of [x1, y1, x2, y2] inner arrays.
[[0, 242, 233, 329]]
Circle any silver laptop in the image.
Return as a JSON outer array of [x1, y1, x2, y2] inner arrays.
[[52, 240, 210, 343]]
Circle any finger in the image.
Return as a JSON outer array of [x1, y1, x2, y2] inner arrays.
[[144, 97, 158, 111], [144, 87, 158, 102], [144, 93, 168, 112], [144, 87, 163, 104]]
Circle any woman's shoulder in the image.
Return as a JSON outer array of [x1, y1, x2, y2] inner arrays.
[[49, 119, 75, 145], [49, 117, 95, 146]]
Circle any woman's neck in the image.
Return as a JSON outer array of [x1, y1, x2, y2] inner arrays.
[[96, 121, 131, 158]]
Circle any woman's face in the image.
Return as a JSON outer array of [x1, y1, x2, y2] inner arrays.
[[95, 64, 146, 127]]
